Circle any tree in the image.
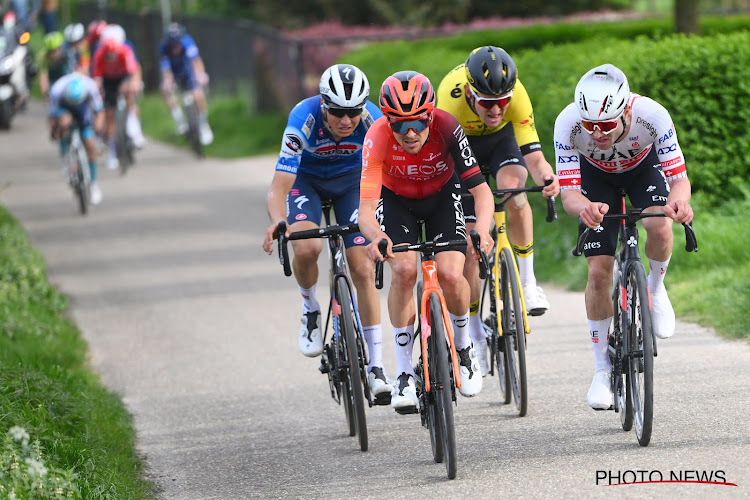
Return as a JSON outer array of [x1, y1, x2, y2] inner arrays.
[[675, 0, 699, 34]]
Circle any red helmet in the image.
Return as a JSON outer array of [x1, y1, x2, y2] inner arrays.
[[87, 20, 107, 46], [379, 71, 435, 119]]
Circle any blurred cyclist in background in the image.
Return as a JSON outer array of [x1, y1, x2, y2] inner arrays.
[[158, 22, 213, 145], [37, 30, 72, 97], [62, 22, 89, 74], [91, 34, 142, 168], [47, 72, 105, 203]]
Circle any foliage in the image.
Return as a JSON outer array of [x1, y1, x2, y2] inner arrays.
[[0, 208, 157, 499]]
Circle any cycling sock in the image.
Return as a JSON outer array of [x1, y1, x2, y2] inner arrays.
[[59, 138, 68, 156], [393, 325, 415, 377], [108, 137, 117, 156], [468, 300, 485, 345], [647, 256, 671, 292], [298, 285, 320, 314], [513, 241, 535, 285], [89, 160, 97, 183], [363, 324, 383, 370], [170, 105, 184, 122], [450, 311, 471, 351], [589, 318, 612, 372]]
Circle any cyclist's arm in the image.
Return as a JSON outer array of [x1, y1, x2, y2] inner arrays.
[[262, 171, 295, 254], [467, 181, 495, 255], [524, 150, 559, 198], [664, 176, 693, 224], [561, 189, 607, 229], [358, 198, 391, 261]]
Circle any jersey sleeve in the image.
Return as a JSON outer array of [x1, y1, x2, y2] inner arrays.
[[47, 77, 64, 116], [85, 77, 104, 113], [504, 80, 541, 154], [639, 98, 688, 182], [440, 111, 484, 190], [553, 103, 582, 191], [274, 101, 312, 175], [182, 35, 200, 60], [91, 48, 103, 78], [123, 45, 139, 75], [361, 100, 383, 130], [359, 120, 388, 201]]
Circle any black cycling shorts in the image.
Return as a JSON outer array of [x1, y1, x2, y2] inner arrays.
[[377, 181, 467, 254], [578, 147, 670, 257]]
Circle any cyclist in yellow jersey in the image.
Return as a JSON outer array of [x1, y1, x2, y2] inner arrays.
[[437, 46, 559, 375]]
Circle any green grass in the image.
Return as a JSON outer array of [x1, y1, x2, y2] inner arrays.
[[139, 92, 285, 158], [0, 207, 157, 499]]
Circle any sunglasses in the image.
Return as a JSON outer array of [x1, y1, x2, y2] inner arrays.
[[324, 105, 363, 119], [469, 86, 512, 110], [387, 115, 431, 135], [580, 112, 623, 135]]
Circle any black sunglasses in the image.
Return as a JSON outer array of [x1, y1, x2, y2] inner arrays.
[[324, 105, 363, 119]]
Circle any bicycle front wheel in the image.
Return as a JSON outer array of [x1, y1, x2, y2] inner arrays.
[[612, 275, 633, 431], [500, 248, 528, 417], [481, 258, 510, 403], [427, 293, 457, 479], [185, 100, 204, 158], [626, 263, 653, 446], [337, 279, 368, 451]]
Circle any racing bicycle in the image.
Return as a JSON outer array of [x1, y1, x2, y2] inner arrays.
[[62, 125, 91, 215], [468, 179, 556, 417], [573, 188, 697, 446], [180, 89, 203, 158], [276, 203, 373, 452], [115, 94, 135, 175], [375, 229, 484, 479]]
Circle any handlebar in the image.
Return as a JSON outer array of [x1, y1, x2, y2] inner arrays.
[[572, 210, 698, 256], [469, 230, 488, 280], [463, 177, 557, 222], [373, 237, 469, 290], [275, 221, 360, 277]]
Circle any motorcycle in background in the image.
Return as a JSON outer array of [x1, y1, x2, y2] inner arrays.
[[0, 13, 34, 130]]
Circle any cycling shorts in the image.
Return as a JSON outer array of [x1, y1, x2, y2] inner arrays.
[[461, 124, 527, 222], [102, 75, 132, 108], [578, 147, 670, 257], [286, 169, 368, 248], [52, 104, 96, 140], [175, 69, 198, 92], [377, 179, 467, 254]]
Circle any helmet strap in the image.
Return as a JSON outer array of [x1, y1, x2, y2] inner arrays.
[[613, 114, 627, 143]]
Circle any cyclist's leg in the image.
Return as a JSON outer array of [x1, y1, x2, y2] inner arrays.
[[579, 158, 620, 408], [378, 187, 419, 409], [183, 65, 212, 145], [286, 174, 325, 357], [121, 75, 145, 147], [625, 154, 675, 339], [161, 70, 186, 133], [101, 77, 120, 169], [425, 183, 482, 396]]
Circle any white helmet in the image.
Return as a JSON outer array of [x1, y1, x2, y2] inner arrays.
[[64, 23, 85, 44], [575, 64, 630, 121], [319, 64, 369, 108], [100, 24, 126, 44]]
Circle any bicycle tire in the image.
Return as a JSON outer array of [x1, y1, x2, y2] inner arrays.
[[612, 273, 633, 431], [72, 160, 88, 215], [418, 282, 444, 463], [428, 293, 457, 479], [626, 263, 653, 446], [115, 104, 133, 175], [483, 261, 511, 404], [185, 99, 203, 158], [500, 247, 528, 417], [337, 279, 368, 451]]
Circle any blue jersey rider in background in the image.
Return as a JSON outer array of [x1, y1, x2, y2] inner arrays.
[[47, 73, 105, 204], [262, 64, 394, 402], [158, 22, 213, 145]]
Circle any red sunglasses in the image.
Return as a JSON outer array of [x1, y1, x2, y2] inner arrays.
[[580, 112, 624, 135], [387, 114, 431, 135], [469, 86, 512, 110]]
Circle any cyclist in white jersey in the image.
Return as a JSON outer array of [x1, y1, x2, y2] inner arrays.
[[553, 64, 694, 410]]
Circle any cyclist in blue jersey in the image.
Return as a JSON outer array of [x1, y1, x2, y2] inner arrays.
[[158, 22, 213, 145], [47, 73, 105, 204], [262, 64, 393, 400]]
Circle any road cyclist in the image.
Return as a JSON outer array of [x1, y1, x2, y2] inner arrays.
[[47, 72, 105, 205], [436, 46, 560, 376], [262, 64, 393, 402], [358, 70, 495, 413], [553, 63, 694, 411]]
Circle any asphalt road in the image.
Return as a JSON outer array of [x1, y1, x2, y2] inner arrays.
[[1, 102, 748, 499]]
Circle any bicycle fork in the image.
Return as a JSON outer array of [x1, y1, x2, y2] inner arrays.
[[420, 260, 461, 393]]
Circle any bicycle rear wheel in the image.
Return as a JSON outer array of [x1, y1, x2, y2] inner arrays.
[[499, 248, 528, 417], [184, 99, 204, 158], [626, 263, 653, 446], [337, 279, 368, 451], [612, 278, 633, 431], [427, 293, 457, 479]]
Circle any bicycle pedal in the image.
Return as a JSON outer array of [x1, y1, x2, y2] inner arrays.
[[373, 393, 392, 406], [592, 405, 614, 411], [394, 406, 419, 415], [527, 308, 546, 317]]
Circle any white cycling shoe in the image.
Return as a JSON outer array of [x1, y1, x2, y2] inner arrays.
[[587, 369, 613, 410], [523, 283, 550, 317], [457, 345, 483, 397], [650, 286, 675, 339], [298, 311, 323, 357], [391, 372, 418, 411], [474, 338, 489, 377]]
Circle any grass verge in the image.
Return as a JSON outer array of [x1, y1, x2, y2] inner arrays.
[[0, 207, 157, 498]]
